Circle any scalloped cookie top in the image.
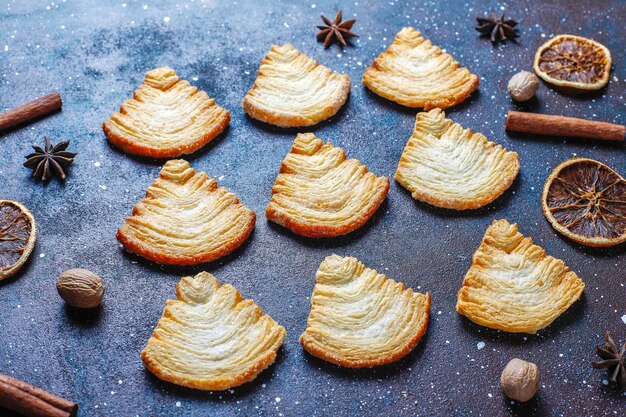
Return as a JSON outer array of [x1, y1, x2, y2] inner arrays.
[[116, 159, 255, 265], [363, 27, 479, 109], [266, 133, 390, 238], [300, 255, 431, 368], [395, 108, 519, 210], [103, 67, 230, 158], [242, 44, 351, 127], [456, 219, 585, 334], [141, 272, 286, 391]]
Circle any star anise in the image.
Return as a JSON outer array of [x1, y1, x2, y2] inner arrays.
[[23, 137, 77, 182], [316, 10, 358, 48], [475, 13, 519, 44], [592, 331, 626, 390]]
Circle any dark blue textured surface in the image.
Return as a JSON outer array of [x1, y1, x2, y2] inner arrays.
[[1, 1, 625, 416]]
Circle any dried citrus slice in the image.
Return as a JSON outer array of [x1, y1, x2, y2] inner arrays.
[[0, 200, 37, 280], [542, 158, 626, 247], [533, 35, 611, 90]]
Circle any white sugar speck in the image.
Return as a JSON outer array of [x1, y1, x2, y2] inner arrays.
[[99, 185, 107, 190], [275, 397, 281, 403], [118, 380, 122, 384], [175, 401, 181, 407], [163, 16, 171, 22], [477, 341, 486, 350], [311, 4, 316, 8], [60, 25, 65, 29], [192, 76, 198, 81], [39, 253, 45, 258], [218, 175, 225, 180], [621, 314, 626, 325], [4, 45, 8, 51], [94, 161, 101, 167], [143, 5, 148, 10], [122, 3, 127, 7]]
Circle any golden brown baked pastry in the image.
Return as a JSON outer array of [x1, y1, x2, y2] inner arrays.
[[300, 255, 431, 367], [103, 67, 230, 158], [457, 219, 585, 334], [395, 109, 519, 210], [266, 133, 390, 238], [117, 159, 255, 265], [242, 44, 351, 127], [363, 27, 479, 109], [141, 272, 286, 390]]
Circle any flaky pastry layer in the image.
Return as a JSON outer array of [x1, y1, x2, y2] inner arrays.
[[141, 272, 286, 390], [363, 27, 478, 109], [456, 219, 585, 334], [117, 159, 255, 265], [300, 255, 431, 367], [395, 108, 519, 210], [266, 133, 389, 238], [243, 44, 351, 127], [103, 67, 230, 158]]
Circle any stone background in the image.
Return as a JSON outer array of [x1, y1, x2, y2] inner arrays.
[[0, 0, 624, 416]]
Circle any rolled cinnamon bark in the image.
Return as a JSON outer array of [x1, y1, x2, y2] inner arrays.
[[0, 92, 62, 132], [505, 111, 625, 142], [0, 373, 77, 417]]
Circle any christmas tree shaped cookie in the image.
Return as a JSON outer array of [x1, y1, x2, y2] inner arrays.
[[300, 255, 431, 368], [103, 67, 230, 158], [363, 27, 479, 109], [395, 109, 519, 210], [117, 159, 255, 265], [266, 133, 389, 238], [243, 44, 351, 127], [457, 219, 585, 334], [142, 272, 286, 390]]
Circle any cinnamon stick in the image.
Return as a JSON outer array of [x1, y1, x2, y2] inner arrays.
[[505, 111, 625, 142], [0, 92, 62, 132], [0, 373, 77, 417]]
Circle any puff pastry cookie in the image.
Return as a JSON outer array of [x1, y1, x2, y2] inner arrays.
[[266, 133, 390, 238], [141, 272, 286, 390], [300, 255, 431, 367], [103, 67, 230, 158], [117, 159, 255, 265], [363, 27, 479, 109], [457, 219, 585, 334], [395, 109, 519, 210], [242, 44, 351, 127]]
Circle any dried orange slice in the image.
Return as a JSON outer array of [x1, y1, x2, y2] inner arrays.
[[542, 158, 626, 247], [0, 200, 37, 280], [534, 35, 611, 90]]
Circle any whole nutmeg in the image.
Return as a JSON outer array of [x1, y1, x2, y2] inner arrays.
[[56, 268, 105, 308], [507, 70, 540, 102], [500, 358, 540, 402]]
